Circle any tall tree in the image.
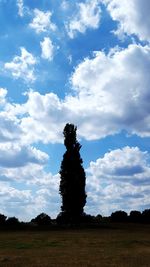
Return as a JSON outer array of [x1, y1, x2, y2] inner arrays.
[[59, 123, 86, 222]]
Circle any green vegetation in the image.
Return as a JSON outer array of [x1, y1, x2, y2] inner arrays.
[[0, 224, 149, 266]]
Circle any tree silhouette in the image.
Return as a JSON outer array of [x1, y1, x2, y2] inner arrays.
[[59, 123, 86, 223], [6, 216, 19, 226], [142, 209, 150, 223], [129, 210, 142, 223], [31, 213, 52, 225], [111, 210, 128, 222], [0, 214, 7, 225]]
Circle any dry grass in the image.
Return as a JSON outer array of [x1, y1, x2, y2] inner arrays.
[[0, 224, 149, 267]]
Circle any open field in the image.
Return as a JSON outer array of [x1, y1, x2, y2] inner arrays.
[[0, 224, 149, 267]]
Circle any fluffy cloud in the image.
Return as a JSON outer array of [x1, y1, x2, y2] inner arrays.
[[29, 9, 56, 34], [104, 0, 150, 41], [85, 147, 150, 215], [0, 181, 59, 221], [2, 44, 150, 144], [0, 88, 59, 221], [67, 0, 101, 38], [61, 0, 69, 11], [0, 88, 7, 106], [17, 0, 24, 17], [71, 44, 150, 139], [0, 183, 32, 218], [0, 114, 22, 143], [4, 47, 37, 82], [0, 165, 60, 220], [0, 144, 48, 168], [1, 90, 150, 218], [1, 145, 150, 219], [88, 147, 149, 183], [40, 37, 55, 61]]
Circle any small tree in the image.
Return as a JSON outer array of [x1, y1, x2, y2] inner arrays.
[[59, 123, 86, 222], [31, 213, 51, 225], [111, 210, 128, 222], [0, 214, 7, 225], [129, 210, 142, 223], [142, 209, 150, 223]]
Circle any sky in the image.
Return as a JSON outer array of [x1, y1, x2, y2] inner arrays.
[[0, 0, 150, 221]]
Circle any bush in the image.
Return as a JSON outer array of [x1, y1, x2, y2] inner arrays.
[[95, 214, 103, 222], [142, 209, 150, 223], [0, 214, 7, 225], [31, 213, 52, 225], [111, 210, 128, 222], [129, 210, 142, 223], [6, 217, 20, 226]]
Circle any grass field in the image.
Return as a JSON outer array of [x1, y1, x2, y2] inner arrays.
[[0, 224, 149, 267]]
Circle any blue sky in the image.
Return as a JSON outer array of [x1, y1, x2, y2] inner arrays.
[[0, 0, 150, 221]]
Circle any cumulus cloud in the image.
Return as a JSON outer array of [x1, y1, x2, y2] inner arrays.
[[4, 47, 37, 82], [70, 44, 150, 139], [2, 44, 150, 144], [104, 0, 150, 41], [0, 183, 32, 217], [0, 88, 60, 220], [0, 181, 59, 221], [88, 147, 149, 183], [29, 9, 56, 34], [67, 0, 101, 38], [0, 144, 48, 168], [0, 165, 60, 220], [40, 37, 55, 61], [85, 147, 150, 215], [61, 0, 70, 11], [17, 0, 24, 17], [1, 90, 150, 218], [0, 114, 22, 143], [0, 88, 7, 106], [0, 145, 150, 219]]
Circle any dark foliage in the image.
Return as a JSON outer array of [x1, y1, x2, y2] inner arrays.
[[111, 210, 128, 222], [0, 214, 7, 225], [59, 123, 86, 222], [80, 213, 96, 223], [129, 210, 142, 223], [6, 217, 19, 226], [142, 209, 150, 223], [31, 213, 52, 225], [95, 214, 103, 222]]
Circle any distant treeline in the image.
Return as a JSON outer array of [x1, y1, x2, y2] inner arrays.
[[0, 209, 150, 229]]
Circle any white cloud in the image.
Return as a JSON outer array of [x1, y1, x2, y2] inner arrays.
[[0, 145, 150, 220], [88, 147, 149, 182], [0, 144, 48, 168], [29, 9, 56, 34], [0, 89, 60, 221], [4, 47, 37, 82], [67, 0, 101, 38], [61, 0, 69, 11], [2, 44, 150, 145], [85, 147, 150, 215], [0, 113, 22, 143], [20, 91, 67, 144], [1, 91, 150, 219], [70, 44, 150, 139], [0, 88, 7, 106], [104, 0, 150, 41], [17, 0, 24, 17], [0, 181, 59, 221], [0, 165, 60, 220], [40, 37, 54, 61]]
